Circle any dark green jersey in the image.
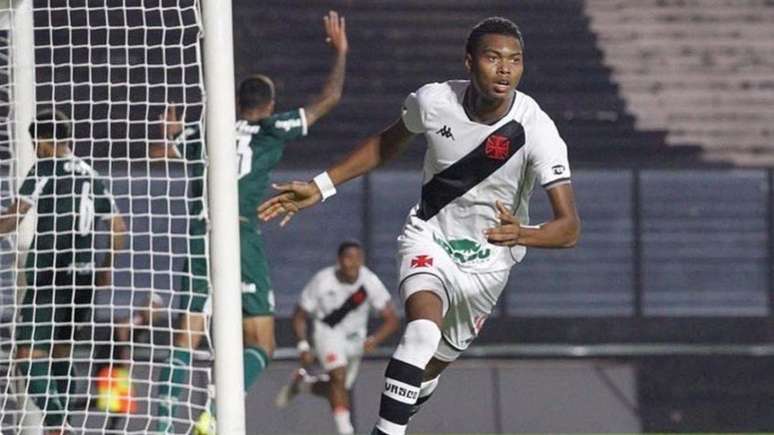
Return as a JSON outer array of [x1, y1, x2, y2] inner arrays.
[[237, 109, 307, 228], [17, 156, 116, 273], [172, 126, 207, 236], [176, 109, 307, 231]]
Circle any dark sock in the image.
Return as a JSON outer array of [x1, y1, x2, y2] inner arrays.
[[156, 348, 191, 422], [374, 358, 423, 434]]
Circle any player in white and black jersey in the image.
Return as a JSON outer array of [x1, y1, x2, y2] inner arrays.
[[259, 17, 581, 435], [274, 240, 399, 435]]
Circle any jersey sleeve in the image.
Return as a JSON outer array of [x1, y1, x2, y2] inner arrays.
[[171, 125, 204, 162], [298, 271, 322, 313], [259, 109, 308, 141], [529, 112, 572, 189], [364, 268, 391, 312], [92, 178, 118, 219], [16, 165, 46, 205], [401, 91, 425, 134]]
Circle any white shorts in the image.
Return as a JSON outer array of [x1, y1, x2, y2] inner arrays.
[[397, 231, 509, 362], [312, 326, 364, 389]]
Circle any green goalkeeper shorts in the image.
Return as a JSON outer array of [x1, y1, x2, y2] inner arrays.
[[16, 270, 94, 350], [180, 227, 274, 316]]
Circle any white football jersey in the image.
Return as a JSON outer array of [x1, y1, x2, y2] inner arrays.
[[401, 80, 572, 273], [298, 265, 392, 338]]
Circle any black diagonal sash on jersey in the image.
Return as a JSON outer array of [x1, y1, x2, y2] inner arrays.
[[322, 286, 368, 327], [417, 120, 526, 221]]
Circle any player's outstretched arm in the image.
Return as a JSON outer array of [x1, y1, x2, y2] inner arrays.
[[258, 118, 414, 226], [485, 183, 581, 249], [303, 10, 348, 128], [0, 200, 32, 234]]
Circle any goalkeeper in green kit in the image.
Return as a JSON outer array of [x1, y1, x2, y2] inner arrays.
[[155, 10, 348, 434]]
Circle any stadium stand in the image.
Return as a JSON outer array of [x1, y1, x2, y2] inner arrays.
[[240, 0, 701, 168], [587, 0, 774, 166]]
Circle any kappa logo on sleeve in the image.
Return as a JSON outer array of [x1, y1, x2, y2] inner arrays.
[[435, 125, 455, 140], [410, 255, 433, 268]]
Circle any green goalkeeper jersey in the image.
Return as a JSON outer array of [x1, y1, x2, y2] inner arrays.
[[175, 109, 307, 232], [17, 155, 116, 274]]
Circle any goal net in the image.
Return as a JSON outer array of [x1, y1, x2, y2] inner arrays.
[[0, 1, 213, 433]]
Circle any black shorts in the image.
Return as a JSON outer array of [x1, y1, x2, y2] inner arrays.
[[15, 270, 94, 350]]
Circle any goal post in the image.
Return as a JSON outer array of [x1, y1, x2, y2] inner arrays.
[[0, 1, 245, 433], [2, 1, 39, 432], [200, 0, 246, 433]]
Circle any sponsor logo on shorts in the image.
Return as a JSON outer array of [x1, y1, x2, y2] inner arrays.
[[241, 282, 256, 293], [410, 255, 434, 268], [433, 234, 491, 264], [268, 289, 275, 311]]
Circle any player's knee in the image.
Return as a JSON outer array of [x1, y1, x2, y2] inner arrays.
[[403, 319, 441, 351], [394, 319, 441, 368]]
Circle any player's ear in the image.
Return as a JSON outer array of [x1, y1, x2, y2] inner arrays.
[[464, 52, 473, 74]]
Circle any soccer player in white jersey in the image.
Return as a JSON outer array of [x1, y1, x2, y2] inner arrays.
[[275, 240, 398, 434], [259, 17, 581, 435]]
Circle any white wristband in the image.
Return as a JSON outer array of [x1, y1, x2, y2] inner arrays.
[[297, 340, 311, 353], [313, 171, 336, 202]]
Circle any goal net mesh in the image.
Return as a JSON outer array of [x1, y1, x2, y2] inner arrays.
[[0, 1, 212, 433]]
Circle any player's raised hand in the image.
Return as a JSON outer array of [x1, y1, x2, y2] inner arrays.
[[257, 181, 322, 227], [484, 200, 521, 247], [323, 10, 347, 55], [159, 104, 182, 140]]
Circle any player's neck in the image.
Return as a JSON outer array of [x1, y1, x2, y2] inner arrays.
[[38, 143, 72, 158], [464, 87, 514, 125], [335, 269, 358, 284], [239, 107, 272, 122]]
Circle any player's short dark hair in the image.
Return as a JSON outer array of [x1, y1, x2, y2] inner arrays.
[[28, 109, 71, 141], [466, 17, 525, 55], [337, 239, 363, 257], [238, 74, 274, 109]]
